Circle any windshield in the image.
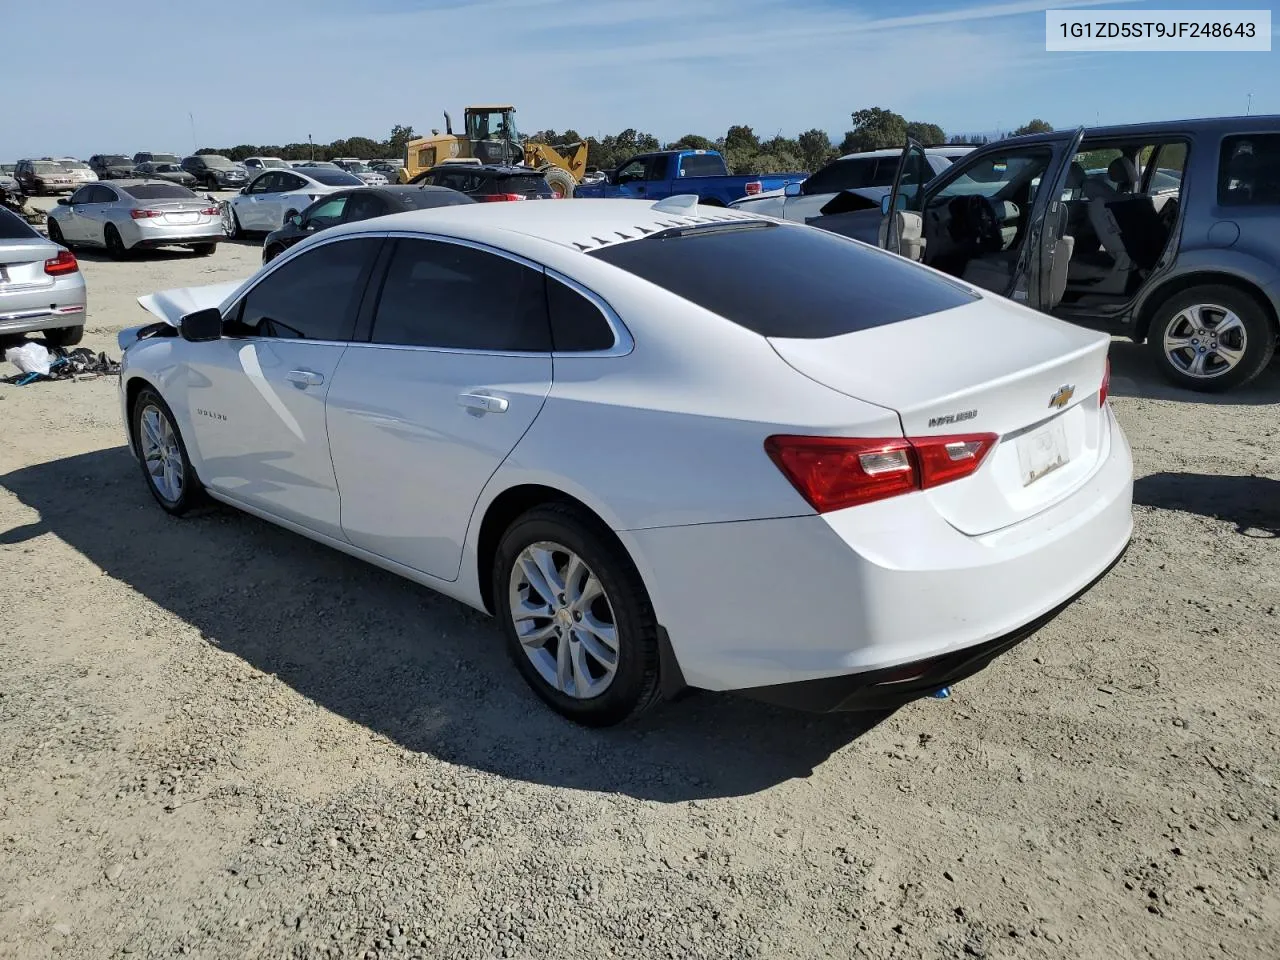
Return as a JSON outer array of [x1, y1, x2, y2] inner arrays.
[[121, 183, 198, 201], [33, 162, 63, 174], [202, 155, 236, 169], [103, 156, 130, 166], [308, 170, 365, 187], [343, 162, 371, 174], [262, 158, 288, 169], [60, 161, 90, 171], [154, 164, 181, 172], [152, 154, 179, 164]]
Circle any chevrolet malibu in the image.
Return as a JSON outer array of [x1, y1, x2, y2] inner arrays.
[[115, 197, 1133, 726], [47, 180, 222, 259]]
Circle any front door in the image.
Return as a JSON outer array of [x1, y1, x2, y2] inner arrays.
[[237, 172, 281, 230], [881, 138, 930, 255], [59, 187, 98, 243], [325, 235, 554, 582], [612, 156, 656, 199], [182, 236, 383, 539]]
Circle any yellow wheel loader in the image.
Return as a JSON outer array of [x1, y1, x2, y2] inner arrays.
[[398, 106, 587, 197]]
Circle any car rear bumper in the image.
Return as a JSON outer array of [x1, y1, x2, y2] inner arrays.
[[0, 279, 87, 334], [123, 219, 223, 249], [623, 405, 1134, 700]]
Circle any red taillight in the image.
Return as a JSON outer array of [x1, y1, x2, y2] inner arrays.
[[44, 250, 79, 276], [130, 208, 163, 219], [199, 207, 218, 216], [744, 181, 763, 195], [476, 193, 527, 202], [764, 432, 997, 513], [1099, 358, 1111, 406]]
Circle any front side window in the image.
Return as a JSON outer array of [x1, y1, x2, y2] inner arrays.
[[248, 173, 279, 194], [305, 195, 348, 225], [1218, 133, 1280, 206], [615, 158, 647, 182], [369, 238, 551, 351], [342, 193, 386, 221], [226, 238, 381, 341], [69, 186, 95, 204]]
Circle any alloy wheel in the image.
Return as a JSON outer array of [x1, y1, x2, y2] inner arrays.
[[507, 541, 619, 699], [139, 403, 185, 503], [1162, 303, 1247, 380]]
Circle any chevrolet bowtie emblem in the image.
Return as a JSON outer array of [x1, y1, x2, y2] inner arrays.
[[1048, 385, 1075, 409]]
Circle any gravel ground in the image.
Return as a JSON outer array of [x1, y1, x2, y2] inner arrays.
[[1, 197, 1277, 960]]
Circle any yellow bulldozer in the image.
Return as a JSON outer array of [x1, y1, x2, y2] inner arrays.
[[398, 106, 588, 197]]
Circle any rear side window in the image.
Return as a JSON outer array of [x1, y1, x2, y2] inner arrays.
[[0, 207, 39, 240], [803, 157, 882, 195], [590, 222, 977, 339], [227, 237, 380, 341], [1218, 133, 1280, 206], [120, 183, 197, 201], [678, 154, 726, 178], [547, 278, 615, 351], [370, 238, 551, 351]]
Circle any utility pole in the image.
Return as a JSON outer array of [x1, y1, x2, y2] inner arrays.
[[189, 112, 197, 152], [308, 134, 314, 160], [1247, 92, 1253, 115]]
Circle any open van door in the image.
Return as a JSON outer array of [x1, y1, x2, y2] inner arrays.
[[1026, 126, 1085, 311], [879, 139, 930, 258]]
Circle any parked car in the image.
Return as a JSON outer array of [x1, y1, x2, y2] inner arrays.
[[133, 152, 180, 166], [0, 165, 19, 196], [90, 154, 137, 179], [369, 159, 404, 180], [15, 159, 77, 195], [116, 196, 1131, 725], [573, 149, 807, 205], [241, 156, 290, 178], [133, 162, 198, 187], [261, 184, 474, 263], [221, 167, 365, 236], [46, 180, 221, 259], [55, 159, 99, 186], [730, 146, 973, 221], [814, 115, 1280, 392], [181, 155, 248, 191], [0, 205, 85, 346], [331, 159, 389, 186], [409, 163, 554, 201]]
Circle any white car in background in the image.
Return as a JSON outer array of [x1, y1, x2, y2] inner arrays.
[[241, 156, 291, 178], [221, 167, 365, 236], [731, 146, 974, 222], [117, 197, 1132, 726], [333, 158, 389, 186], [56, 158, 99, 186]]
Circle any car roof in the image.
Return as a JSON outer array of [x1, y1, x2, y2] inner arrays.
[[325, 197, 764, 254], [97, 178, 197, 190], [1000, 113, 1280, 145], [835, 147, 970, 161], [427, 163, 538, 176]]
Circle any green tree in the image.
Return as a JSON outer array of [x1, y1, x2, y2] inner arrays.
[[386, 124, 418, 161], [1013, 118, 1054, 136], [905, 122, 946, 145], [840, 107, 908, 153], [797, 128, 835, 171], [724, 125, 760, 154], [666, 133, 717, 151]]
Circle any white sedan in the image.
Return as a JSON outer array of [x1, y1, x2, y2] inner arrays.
[[221, 167, 365, 236], [116, 196, 1133, 726]]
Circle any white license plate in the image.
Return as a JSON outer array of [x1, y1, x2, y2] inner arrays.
[[165, 212, 199, 224], [1016, 417, 1070, 486]]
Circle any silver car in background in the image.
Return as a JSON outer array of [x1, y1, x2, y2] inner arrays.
[[46, 180, 222, 259], [0, 206, 86, 347], [57, 159, 99, 186], [332, 158, 389, 186]]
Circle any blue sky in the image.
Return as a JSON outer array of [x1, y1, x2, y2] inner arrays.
[[6, 0, 1275, 159]]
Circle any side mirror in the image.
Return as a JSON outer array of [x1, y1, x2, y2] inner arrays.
[[179, 307, 223, 342], [880, 193, 892, 215], [239, 187, 247, 195], [57, 197, 71, 206], [783, 181, 803, 198], [290, 214, 304, 228]]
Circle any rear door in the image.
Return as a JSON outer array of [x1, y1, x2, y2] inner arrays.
[[1030, 127, 1086, 311], [325, 234, 554, 581]]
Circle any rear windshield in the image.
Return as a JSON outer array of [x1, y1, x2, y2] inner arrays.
[[120, 183, 198, 200], [398, 190, 477, 209], [589, 222, 977, 338], [308, 170, 364, 186], [678, 154, 727, 177], [103, 156, 130, 165], [0, 207, 40, 240], [495, 173, 552, 193]]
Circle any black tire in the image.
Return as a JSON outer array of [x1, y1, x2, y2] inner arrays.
[[493, 503, 661, 727], [104, 224, 131, 260], [130, 387, 206, 516], [44, 326, 83, 348], [1147, 284, 1276, 393], [192, 242, 216, 257], [46, 218, 68, 247], [263, 243, 284, 264]]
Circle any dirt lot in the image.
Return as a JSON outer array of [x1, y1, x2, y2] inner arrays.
[[1, 197, 1278, 960]]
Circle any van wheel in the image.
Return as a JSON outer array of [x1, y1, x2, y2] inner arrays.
[[1148, 285, 1276, 392]]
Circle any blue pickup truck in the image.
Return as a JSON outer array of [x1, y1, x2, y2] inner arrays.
[[573, 150, 805, 206]]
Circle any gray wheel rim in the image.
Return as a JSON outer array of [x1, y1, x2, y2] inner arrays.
[[221, 203, 235, 236], [1163, 303, 1247, 380], [509, 541, 619, 699], [139, 403, 184, 503]]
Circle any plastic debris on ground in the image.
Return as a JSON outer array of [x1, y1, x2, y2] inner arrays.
[[3, 344, 121, 386]]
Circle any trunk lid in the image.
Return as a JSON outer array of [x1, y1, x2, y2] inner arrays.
[[0, 239, 59, 290], [768, 295, 1111, 535]]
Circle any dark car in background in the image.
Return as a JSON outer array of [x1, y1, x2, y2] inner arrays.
[[261, 184, 475, 263], [181, 154, 247, 191], [409, 163, 555, 201], [132, 152, 180, 166], [133, 162, 198, 187], [90, 154, 136, 179]]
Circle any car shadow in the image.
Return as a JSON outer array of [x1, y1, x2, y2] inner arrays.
[[1133, 472, 1280, 537], [1107, 340, 1280, 405], [0, 447, 895, 801]]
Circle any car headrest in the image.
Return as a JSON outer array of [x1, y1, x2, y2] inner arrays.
[[1107, 156, 1139, 189], [1066, 162, 1087, 188]]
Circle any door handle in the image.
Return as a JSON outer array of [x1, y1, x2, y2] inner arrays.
[[286, 369, 324, 387], [458, 392, 509, 413]]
